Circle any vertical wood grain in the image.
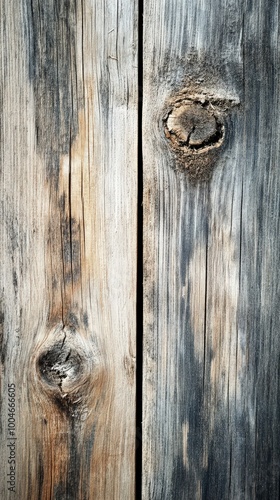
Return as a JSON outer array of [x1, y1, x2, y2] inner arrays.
[[0, 0, 137, 498], [143, 0, 280, 498]]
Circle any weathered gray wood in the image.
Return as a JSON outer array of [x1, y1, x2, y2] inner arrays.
[[0, 0, 137, 498], [143, 0, 280, 498]]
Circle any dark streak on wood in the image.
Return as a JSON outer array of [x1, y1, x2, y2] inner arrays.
[[0, 306, 5, 365], [24, 0, 82, 182], [37, 453, 44, 500], [67, 419, 82, 499], [81, 425, 96, 495]]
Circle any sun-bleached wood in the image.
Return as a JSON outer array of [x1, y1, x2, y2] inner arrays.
[[143, 0, 280, 498], [0, 0, 137, 498]]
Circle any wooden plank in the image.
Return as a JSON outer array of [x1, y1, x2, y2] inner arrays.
[[0, 0, 138, 498], [143, 0, 280, 497]]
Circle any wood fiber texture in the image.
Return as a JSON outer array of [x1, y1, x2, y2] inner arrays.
[[143, 0, 280, 498], [0, 0, 138, 498]]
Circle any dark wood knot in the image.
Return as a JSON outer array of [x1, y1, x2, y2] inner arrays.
[[166, 102, 223, 149], [164, 94, 239, 181], [36, 324, 99, 414]]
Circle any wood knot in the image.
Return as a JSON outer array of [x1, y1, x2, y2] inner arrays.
[[164, 94, 239, 181], [166, 102, 223, 149], [36, 324, 100, 414]]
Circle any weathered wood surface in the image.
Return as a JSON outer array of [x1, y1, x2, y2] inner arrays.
[[143, 0, 280, 498], [0, 0, 137, 498]]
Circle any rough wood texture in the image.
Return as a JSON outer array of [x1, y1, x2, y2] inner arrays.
[[143, 0, 280, 498], [0, 0, 137, 498]]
